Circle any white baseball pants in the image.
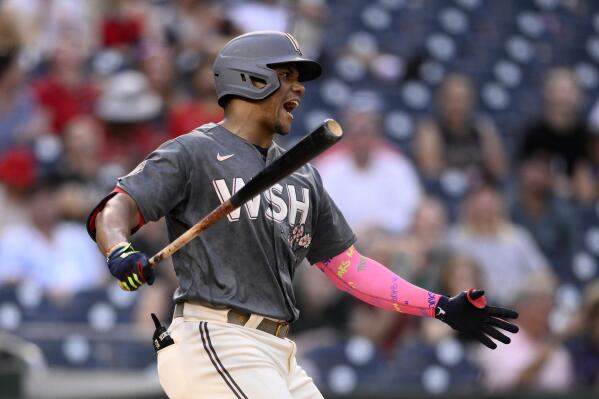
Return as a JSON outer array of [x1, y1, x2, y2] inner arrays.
[[157, 303, 324, 399]]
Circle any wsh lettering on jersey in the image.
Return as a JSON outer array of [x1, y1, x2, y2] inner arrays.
[[212, 178, 310, 224]]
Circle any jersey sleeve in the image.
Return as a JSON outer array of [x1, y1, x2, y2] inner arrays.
[[86, 186, 145, 241], [117, 138, 190, 223], [306, 168, 356, 264]]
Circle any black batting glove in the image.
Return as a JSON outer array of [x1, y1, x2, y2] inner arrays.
[[151, 313, 174, 352], [435, 289, 519, 349], [107, 242, 155, 291]]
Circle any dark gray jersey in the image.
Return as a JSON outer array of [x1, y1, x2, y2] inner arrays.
[[117, 123, 356, 321]]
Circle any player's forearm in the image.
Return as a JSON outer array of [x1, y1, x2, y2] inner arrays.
[[315, 246, 440, 317], [95, 193, 140, 255]]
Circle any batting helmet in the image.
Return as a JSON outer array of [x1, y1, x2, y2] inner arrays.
[[213, 31, 322, 107]]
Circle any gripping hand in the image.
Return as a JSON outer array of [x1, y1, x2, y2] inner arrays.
[[435, 289, 519, 349], [107, 242, 155, 291]]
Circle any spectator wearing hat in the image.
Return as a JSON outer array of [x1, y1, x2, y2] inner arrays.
[[96, 69, 164, 171]]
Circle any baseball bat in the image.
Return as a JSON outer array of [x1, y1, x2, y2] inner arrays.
[[149, 119, 343, 267]]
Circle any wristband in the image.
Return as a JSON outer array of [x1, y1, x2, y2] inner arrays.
[[105, 241, 129, 257]]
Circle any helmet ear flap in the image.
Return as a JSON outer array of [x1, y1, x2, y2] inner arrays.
[[235, 72, 270, 97], [216, 73, 274, 107], [214, 64, 280, 106], [249, 75, 267, 89]]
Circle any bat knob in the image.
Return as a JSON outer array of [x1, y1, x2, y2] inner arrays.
[[324, 119, 343, 138]]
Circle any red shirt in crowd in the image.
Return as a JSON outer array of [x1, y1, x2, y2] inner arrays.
[[102, 17, 143, 47], [168, 101, 224, 139], [35, 77, 99, 134]]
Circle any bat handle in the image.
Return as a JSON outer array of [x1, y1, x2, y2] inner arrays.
[[148, 201, 236, 268], [148, 252, 165, 268]]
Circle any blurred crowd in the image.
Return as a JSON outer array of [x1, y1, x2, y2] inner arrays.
[[0, 0, 598, 397]]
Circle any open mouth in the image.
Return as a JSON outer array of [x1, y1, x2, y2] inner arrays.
[[283, 99, 300, 119]]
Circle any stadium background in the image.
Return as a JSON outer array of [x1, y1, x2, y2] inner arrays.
[[0, 0, 598, 397]]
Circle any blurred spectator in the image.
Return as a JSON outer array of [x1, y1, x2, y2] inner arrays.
[[477, 278, 573, 392], [34, 36, 98, 134], [587, 102, 599, 165], [0, 182, 106, 297], [575, 103, 599, 206], [147, 0, 239, 56], [0, 13, 46, 152], [96, 70, 164, 171], [2, 0, 95, 63], [0, 148, 36, 230], [317, 109, 422, 235], [54, 115, 104, 187], [438, 253, 485, 297], [291, 261, 352, 338], [0, 0, 595, 390], [570, 154, 598, 208], [168, 58, 223, 138], [100, 0, 145, 51], [54, 181, 96, 223], [227, 0, 290, 33], [511, 154, 581, 281], [291, 0, 329, 59], [414, 73, 507, 187], [419, 253, 485, 345], [447, 183, 553, 305], [360, 197, 450, 288], [140, 43, 175, 112], [519, 68, 590, 193], [567, 281, 599, 388]]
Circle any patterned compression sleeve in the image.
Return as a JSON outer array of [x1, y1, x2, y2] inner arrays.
[[315, 245, 441, 317]]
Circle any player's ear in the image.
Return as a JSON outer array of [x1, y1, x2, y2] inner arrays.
[[250, 76, 267, 89]]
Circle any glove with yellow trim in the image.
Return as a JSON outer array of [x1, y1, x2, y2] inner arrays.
[[107, 242, 155, 291]]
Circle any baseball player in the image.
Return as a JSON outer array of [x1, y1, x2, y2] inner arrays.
[[87, 31, 519, 398]]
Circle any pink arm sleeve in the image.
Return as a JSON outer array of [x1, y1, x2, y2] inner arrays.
[[315, 245, 441, 318]]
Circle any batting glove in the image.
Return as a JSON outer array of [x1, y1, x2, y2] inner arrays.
[[435, 289, 519, 349], [107, 242, 155, 291]]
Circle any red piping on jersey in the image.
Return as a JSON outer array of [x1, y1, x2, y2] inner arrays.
[[86, 187, 145, 241]]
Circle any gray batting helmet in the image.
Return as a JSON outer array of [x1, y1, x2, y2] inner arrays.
[[213, 31, 322, 107]]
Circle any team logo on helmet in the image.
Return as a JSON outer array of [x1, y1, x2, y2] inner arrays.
[[285, 33, 302, 56]]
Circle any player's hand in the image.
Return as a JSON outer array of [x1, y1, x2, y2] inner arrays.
[[435, 289, 519, 349], [107, 242, 155, 291]]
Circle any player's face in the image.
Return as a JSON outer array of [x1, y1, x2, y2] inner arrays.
[[262, 64, 305, 134]]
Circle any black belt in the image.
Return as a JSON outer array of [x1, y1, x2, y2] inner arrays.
[[173, 303, 290, 339]]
